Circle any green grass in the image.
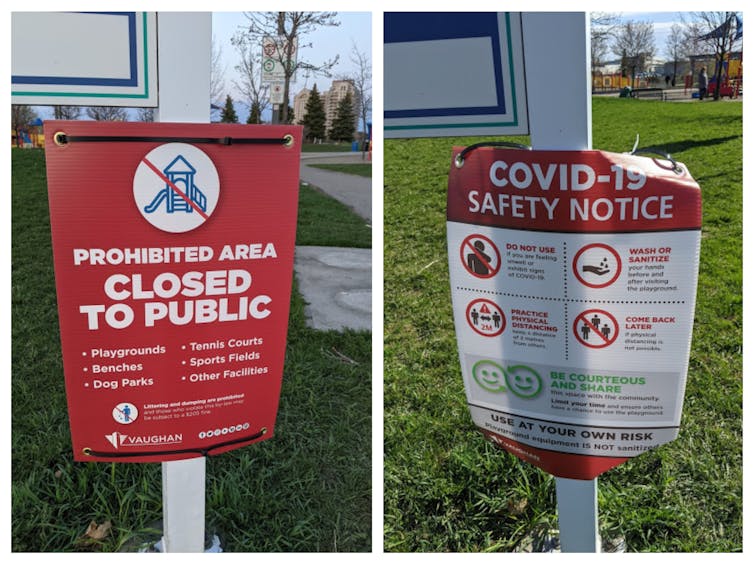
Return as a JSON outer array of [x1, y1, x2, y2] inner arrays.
[[384, 97, 742, 552], [302, 143, 358, 153], [11, 149, 371, 552], [297, 184, 371, 248], [308, 163, 372, 178]]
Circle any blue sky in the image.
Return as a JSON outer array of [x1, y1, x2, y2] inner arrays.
[[610, 12, 690, 56]]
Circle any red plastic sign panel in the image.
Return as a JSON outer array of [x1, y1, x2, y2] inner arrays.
[[44, 121, 302, 462], [447, 147, 701, 479]]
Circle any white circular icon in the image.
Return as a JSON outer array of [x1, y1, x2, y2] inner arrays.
[[112, 402, 138, 425], [133, 143, 220, 233]]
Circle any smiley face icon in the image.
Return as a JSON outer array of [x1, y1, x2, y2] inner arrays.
[[504, 365, 543, 399], [472, 360, 507, 393]]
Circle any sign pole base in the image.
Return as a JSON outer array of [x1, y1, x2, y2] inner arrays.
[[555, 477, 600, 552], [161, 457, 207, 552]]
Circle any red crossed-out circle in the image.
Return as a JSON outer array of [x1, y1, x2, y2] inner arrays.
[[573, 309, 619, 348], [466, 298, 505, 337], [460, 234, 501, 279]]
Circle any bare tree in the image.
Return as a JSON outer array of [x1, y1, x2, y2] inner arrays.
[[590, 12, 620, 86], [137, 107, 155, 122], [612, 20, 656, 88], [53, 106, 81, 120], [665, 24, 688, 86], [240, 12, 340, 123], [343, 41, 371, 153], [681, 19, 705, 57], [11, 105, 37, 147], [210, 35, 227, 107], [231, 32, 269, 124], [687, 12, 742, 100], [86, 106, 128, 121]]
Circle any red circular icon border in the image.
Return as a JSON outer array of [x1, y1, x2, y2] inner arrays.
[[466, 298, 506, 337], [572, 243, 622, 288], [572, 308, 619, 349], [460, 234, 501, 279]]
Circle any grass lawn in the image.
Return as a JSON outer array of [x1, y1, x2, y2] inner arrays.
[[384, 97, 742, 552], [297, 184, 371, 248], [302, 143, 358, 153], [11, 149, 371, 552], [308, 163, 372, 178]]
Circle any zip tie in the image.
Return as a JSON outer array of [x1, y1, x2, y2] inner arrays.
[[630, 147, 683, 175], [81, 427, 268, 459], [52, 133, 292, 146], [454, 141, 531, 168], [625, 134, 683, 175], [630, 133, 640, 155]]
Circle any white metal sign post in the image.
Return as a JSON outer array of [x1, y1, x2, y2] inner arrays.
[[155, 12, 212, 553], [521, 12, 599, 552]]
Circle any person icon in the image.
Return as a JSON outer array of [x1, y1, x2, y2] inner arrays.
[[581, 322, 591, 340], [590, 314, 601, 329], [122, 404, 131, 423], [467, 240, 492, 276], [471, 307, 479, 326], [492, 310, 501, 328], [601, 324, 611, 340]]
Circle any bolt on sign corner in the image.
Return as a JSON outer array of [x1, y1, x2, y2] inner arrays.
[[447, 147, 701, 480], [44, 121, 302, 463]]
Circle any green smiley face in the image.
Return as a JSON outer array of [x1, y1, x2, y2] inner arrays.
[[472, 360, 507, 393], [504, 365, 543, 399]]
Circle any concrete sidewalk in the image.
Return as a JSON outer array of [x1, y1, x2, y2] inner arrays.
[[293, 246, 371, 331], [294, 153, 373, 332]]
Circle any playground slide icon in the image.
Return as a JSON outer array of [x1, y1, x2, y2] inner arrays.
[[133, 143, 219, 233]]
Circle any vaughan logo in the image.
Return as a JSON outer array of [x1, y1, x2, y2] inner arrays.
[[105, 432, 183, 449]]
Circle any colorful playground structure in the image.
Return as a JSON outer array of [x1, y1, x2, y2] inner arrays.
[[11, 126, 44, 148]]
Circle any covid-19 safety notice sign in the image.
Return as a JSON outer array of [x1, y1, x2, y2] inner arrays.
[[44, 121, 302, 462], [447, 147, 701, 479]]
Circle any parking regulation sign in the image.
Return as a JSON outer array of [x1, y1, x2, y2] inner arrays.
[[447, 147, 702, 479], [44, 120, 302, 463]]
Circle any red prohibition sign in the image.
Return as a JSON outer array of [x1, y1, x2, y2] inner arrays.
[[573, 243, 622, 288], [460, 234, 501, 279], [573, 309, 619, 348], [466, 298, 505, 337], [263, 41, 277, 57]]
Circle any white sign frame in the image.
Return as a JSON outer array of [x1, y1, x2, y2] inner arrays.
[[384, 12, 528, 138], [11, 11, 158, 107]]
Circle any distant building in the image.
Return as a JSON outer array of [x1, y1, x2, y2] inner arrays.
[[293, 80, 359, 138]]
